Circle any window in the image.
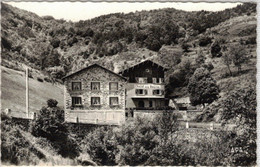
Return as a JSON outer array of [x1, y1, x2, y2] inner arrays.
[[152, 78, 164, 84], [153, 89, 164, 95], [72, 82, 81, 90], [72, 97, 82, 106], [109, 97, 119, 106], [91, 82, 100, 90], [136, 89, 148, 95], [91, 97, 101, 105], [136, 77, 148, 83], [109, 82, 118, 91], [149, 101, 153, 107]]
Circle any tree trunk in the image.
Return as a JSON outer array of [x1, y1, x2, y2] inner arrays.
[[227, 64, 232, 76]]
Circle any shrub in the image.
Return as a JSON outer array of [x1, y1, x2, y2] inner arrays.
[[37, 77, 43, 82], [245, 36, 256, 45], [199, 36, 212, 46], [50, 38, 60, 48], [211, 41, 222, 57], [42, 15, 55, 20], [1, 37, 12, 50], [68, 36, 78, 46], [44, 77, 51, 83], [202, 62, 214, 71], [47, 99, 58, 108], [181, 43, 191, 52]]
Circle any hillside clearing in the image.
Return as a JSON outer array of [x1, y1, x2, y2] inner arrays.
[[1, 66, 64, 113]]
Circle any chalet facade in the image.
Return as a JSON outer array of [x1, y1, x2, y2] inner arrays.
[[120, 60, 169, 111], [63, 60, 170, 125], [63, 64, 127, 125]]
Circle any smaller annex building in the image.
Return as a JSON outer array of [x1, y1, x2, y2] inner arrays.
[[62, 64, 127, 125]]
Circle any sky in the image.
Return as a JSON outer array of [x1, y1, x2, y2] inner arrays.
[[5, 2, 241, 22]]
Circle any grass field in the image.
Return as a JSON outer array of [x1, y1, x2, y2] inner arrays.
[[1, 66, 64, 113]]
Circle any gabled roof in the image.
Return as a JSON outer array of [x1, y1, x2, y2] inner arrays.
[[119, 60, 168, 74], [62, 64, 127, 80]]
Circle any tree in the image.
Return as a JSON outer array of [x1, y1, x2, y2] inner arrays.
[[211, 41, 222, 57], [188, 67, 219, 106], [229, 45, 248, 73], [158, 47, 182, 67], [195, 49, 206, 66], [30, 99, 80, 158], [222, 52, 233, 76]]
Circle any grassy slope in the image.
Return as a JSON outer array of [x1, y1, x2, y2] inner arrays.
[[1, 66, 64, 113], [188, 15, 256, 95]]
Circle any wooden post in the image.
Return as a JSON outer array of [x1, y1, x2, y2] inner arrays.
[[26, 67, 29, 118]]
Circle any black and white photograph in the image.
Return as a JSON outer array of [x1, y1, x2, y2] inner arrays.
[[1, 1, 257, 166]]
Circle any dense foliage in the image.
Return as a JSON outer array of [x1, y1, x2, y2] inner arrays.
[[1, 2, 256, 79], [80, 110, 255, 166], [188, 67, 219, 106], [195, 86, 256, 165], [30, 99, 80, 158]]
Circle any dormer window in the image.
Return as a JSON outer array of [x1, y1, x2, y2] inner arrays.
[[152, 78, 164, 84], [136, 77, 148, 83], [72, 82, 82, 91]]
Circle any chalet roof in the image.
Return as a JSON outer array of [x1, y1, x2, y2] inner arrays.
[[119, 60, 168, 74], [62, 64, 127, 80]]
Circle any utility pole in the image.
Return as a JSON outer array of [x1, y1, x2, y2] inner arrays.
[[26, 67, 29, 118]]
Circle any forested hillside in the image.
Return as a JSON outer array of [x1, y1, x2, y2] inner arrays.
[[1, 2, 257, 97], [1, 3, 257, 166]]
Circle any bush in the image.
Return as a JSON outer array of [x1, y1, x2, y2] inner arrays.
[[44, 77, 51, 82], [181, 43, 191, 52], [50, 38, 60, 48], [245, 36, 256, 45], [211, 41, 222, 57], [199, 36, 212, 46], [47, 99, 58, 108], [68, 36, 78, 46], [37, 77, 43, 82]]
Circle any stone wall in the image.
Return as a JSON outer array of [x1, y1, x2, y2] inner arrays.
[[64, 65, 126, 124]]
